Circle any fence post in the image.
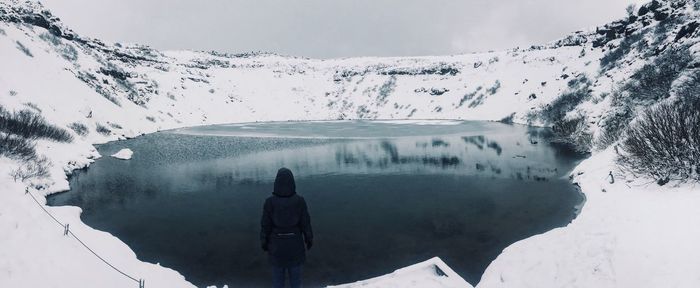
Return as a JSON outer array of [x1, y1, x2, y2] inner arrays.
[[139, 279, 145, 288], [25, 187, 29, 194], [64, 224, 70, 236]]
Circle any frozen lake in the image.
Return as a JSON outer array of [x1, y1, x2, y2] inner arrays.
[[48, 120, 585, 287]]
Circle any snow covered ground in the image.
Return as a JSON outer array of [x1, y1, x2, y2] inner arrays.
[[330, 257, 472, 288], [2, 0, 700, 287], [478, 149, 700, 288]]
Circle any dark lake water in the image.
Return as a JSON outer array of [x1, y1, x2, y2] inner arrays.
[[47, 120, 585, 288]]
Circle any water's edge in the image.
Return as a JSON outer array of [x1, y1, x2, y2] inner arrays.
[[47, 120, 589, 288]]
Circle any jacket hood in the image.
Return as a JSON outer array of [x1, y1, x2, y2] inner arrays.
[[273, 167, 296, 197]]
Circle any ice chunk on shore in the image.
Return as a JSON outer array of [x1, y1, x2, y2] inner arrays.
[[329, 257, 472, 288], [111, 148, 133, 160]]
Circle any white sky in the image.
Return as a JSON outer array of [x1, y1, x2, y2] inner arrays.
[[40, 0, 646, 58]]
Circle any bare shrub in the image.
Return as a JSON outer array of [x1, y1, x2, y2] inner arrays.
[[39, 32, 78, 61], [68, 122, 89, 136], [22, 102, 42, 112], [377, 76, 397, 105], [15, 41, 33, 57], [95, 123, 111, 135], [456, 86, 482, 108], [541, 75, 592, 122], [0, 133, 36, 160], [674, 69, 700, 103], [598, 101, 633, 149], [551, 115, 593, 153], [486, 80, 501, 95], [603, 47, 693, 150], [620, 100, 700, 182], [0, 107, 73, 142], [596, 126, 623, 149], [10, 155, 51, 181], [600, 31, 644, 71], [108, 122, 123, 129], [499, 113, 516, 124], [619, 47, 691, 104]]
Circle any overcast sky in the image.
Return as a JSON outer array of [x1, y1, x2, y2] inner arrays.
[[40, 0, 645, 59]]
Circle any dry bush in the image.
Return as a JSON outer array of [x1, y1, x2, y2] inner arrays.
[[619, 47, 691, 104], [95, 123, 112, 135], [674, 69, 700, 103], [15, 41, 33, 57], [602, 47, 693, 151], [551, 115, 593, 153], [10, 155, 51, 181], [541, 75, 592, 122], [0, 133, 36, 160], [0, 107, 73, 142], [620, 100, 700, 182], [68, 122, 89, 136]]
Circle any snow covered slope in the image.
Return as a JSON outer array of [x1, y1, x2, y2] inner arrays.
[[1, 0, 700, 287], [0, 1, 605, 134]]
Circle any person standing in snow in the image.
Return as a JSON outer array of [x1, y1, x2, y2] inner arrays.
[[261, 167, 314, 288]]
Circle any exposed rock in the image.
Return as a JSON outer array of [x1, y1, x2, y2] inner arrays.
[[99, 67, 130, 81], [675, 21, 699, 41], [653, 9, 670, 21], [639, 0, 662, 16]]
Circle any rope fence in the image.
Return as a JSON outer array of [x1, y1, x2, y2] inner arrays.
[[25, 187, 145, 288]]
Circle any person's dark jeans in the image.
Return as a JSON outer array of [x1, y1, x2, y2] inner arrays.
[[272, 265, 302, 288]]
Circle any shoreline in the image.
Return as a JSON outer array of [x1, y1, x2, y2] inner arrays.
[[24, 119, 586, 288]]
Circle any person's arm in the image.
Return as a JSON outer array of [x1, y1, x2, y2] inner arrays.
[[300, 198, 313, 250], [260, 199, 273, 251]]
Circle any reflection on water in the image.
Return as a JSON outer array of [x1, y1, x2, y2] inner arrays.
[[48, 121, 585, 288]]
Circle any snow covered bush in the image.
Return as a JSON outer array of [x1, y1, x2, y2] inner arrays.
[[600, 31, 644, 71], [10, 155, 51, 181], [377, 76, 397, 105], [95, 123, 111, 135], [620, 100, 700, 183], [674, 69, 700, 103], [68, 122, 89, 136], [0, 105, 72, 162], [602, 47, 693, 150], [15, 40, 33, 57], [486, 80, 502, 95], [0, 106, 72, 142], [619, 47, 691, 103], [541, 75, 592, 122], [0, 133, 35, 160], [551, 115, 593, 154], [39, 32, 78, 61]]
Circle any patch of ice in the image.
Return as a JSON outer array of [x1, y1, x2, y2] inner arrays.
[[111, 148, 133, 160], [374, 119, 463, 125]]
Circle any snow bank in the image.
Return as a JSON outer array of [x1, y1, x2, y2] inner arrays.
[[475, 149, 700, 288], [0, 158, 195, 288], [330, 257, 473, 288], [110, 148, 133, 160]]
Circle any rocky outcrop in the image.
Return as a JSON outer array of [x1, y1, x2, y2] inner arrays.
[[675, 21, 700, 41], [0, 1, 77, 41]]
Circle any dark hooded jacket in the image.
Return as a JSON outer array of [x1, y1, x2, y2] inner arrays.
[[261, 168, 313, 267]]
